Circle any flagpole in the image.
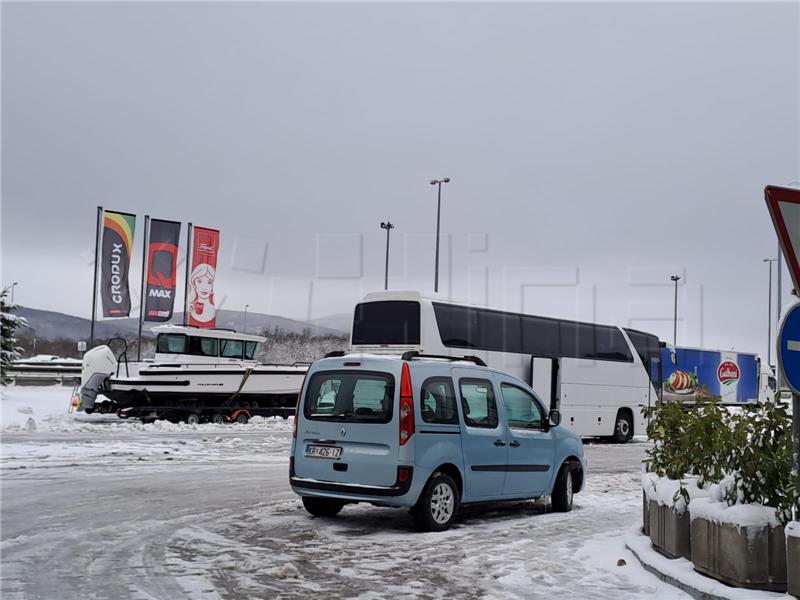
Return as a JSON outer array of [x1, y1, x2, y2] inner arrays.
[[138, 215, 150, 361], [90, 206, 103, 348], [183, 222, 192, 326]]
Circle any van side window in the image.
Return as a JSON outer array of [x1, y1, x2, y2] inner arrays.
[[421, 377, 458, 424], [459, 379, 498, 428], [500, 384, 543, 429]]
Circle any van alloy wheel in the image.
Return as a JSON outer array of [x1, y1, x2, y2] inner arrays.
[[413, 472, 460, 531], [430, 482, 455, 524]]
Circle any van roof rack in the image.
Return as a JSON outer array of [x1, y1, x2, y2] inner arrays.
[[400, 350, 486, 367]]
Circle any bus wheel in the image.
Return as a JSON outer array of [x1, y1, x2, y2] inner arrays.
[[612, 410, 633, 443]]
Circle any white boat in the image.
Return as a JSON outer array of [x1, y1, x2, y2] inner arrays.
[[78, 325, 308, 420]]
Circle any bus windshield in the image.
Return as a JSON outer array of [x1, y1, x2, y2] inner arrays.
[[351, 301, 420, 345]]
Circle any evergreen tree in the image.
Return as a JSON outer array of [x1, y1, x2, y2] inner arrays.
[[1, 286, 28, 385]]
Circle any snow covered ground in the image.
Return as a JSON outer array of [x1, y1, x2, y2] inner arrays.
[[1, 386, 687, 599]]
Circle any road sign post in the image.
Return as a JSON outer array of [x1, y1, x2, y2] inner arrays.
[[765, 185, 800, 514], [778, 303, 800, 510]]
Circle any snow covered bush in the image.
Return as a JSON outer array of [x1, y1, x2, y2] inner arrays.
[[723, 402, 797, 523], [644, 400, 694, 480], [1, 287, 28, 385]]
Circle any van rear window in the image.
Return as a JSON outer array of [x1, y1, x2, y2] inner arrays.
[[304, 371, 394, 423]]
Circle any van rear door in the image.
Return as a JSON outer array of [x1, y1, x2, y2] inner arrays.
[[294, 368, 399, 487]]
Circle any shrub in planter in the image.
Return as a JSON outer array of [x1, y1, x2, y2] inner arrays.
[[688, 402, 797, 592], [642, 401, 716, 559], [689, 483, 787, 591]]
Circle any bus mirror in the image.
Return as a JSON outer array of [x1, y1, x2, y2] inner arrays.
[[548, 409, 562, 428]]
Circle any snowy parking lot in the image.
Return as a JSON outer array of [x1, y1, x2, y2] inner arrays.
[[1, 386, 688, 599]]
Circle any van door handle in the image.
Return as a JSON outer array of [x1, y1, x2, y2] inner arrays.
[[494, 440, 506, 447], [509, 440, 520, 448]]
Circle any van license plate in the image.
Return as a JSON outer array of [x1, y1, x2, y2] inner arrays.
[[306, 445, 342, 460]]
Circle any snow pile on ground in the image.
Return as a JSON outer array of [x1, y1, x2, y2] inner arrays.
[[641, 473, 709, 514], [786, 521, 800, 539], [624, 525, 784, 600], [1, 385, 295, 434], [0, 385, 73, 429]]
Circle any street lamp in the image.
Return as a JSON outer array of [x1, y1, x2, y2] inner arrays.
[[10, 282, 18, 304], [763, 258, 777, 367], [243, 304, 250, 333], [430, 177, 450, 293], [380, 221, 395, 291], [670, 275, 681, 346]]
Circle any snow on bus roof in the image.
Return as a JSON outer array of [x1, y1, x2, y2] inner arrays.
[[149, 324, 266, 343]]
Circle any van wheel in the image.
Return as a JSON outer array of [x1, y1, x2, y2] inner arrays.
[[551, 463, 574, 512], [302, 497, 344, 518], [412, 472, 459, 532], [612, 411, 633, 443]]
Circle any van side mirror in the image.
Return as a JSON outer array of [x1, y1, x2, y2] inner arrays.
[[548, 409, 562, 428]]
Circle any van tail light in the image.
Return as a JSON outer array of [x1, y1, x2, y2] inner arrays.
[[293, 369, 310, 439], [399, 362, 415, 446]]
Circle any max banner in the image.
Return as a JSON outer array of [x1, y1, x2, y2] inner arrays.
[[188, 226, 220, 328], [100, 211, 136, 317], [144, 219, 181, 322]]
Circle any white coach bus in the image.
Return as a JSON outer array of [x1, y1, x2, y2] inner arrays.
[[348, 291, 663, 443]]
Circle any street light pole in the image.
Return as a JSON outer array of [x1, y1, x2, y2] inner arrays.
[[380, 221, 394, 291], [243, 304, 250, 333], [670, 275, 681, 346], [763, 258, 777, 367], [430, 177, 450, 293]]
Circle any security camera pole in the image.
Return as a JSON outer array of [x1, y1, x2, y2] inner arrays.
[[380, 221, 394, 291], [430, 178, 450, 293]]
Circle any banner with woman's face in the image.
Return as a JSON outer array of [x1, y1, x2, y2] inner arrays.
[[188, 226, 220, 328]]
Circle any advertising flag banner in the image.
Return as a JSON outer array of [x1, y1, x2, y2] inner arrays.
[[100, 211, 136, 317], [188, 227, 220, 328], [144, 219, 181, 322]]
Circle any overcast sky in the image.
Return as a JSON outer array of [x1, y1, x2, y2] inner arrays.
[[2, 1, 799, 359]]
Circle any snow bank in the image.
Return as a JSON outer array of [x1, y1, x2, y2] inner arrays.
[[0, 385, 72, 429], [688, 497, 781, 530], [641, 474, 709, 514], [786, 521, 800, 539], [1, 385, 295, 433]]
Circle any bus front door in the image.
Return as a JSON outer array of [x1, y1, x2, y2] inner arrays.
[[530, 356, 560, 410]]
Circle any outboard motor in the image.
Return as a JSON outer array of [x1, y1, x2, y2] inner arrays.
[[78, 346, 117, 412]]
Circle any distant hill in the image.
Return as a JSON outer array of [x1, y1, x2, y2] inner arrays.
[[16, 306, 347, 342], [309, 312, 352, 334]]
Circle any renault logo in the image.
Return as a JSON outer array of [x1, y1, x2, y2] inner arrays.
[[340, 427, 347, 437]]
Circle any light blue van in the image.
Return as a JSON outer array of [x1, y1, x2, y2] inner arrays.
[[289, 352, 585, 531]]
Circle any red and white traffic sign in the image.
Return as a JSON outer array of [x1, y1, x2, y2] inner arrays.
[[765, 185, 800, 295]]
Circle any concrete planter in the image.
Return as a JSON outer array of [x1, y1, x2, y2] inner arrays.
[[788, 523, 800, 598], [642, 491, 650, 536], [648, 500, 691, 560], [690, 516, 787, 592]]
